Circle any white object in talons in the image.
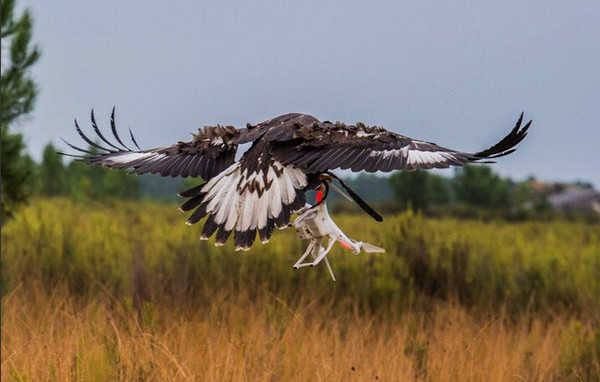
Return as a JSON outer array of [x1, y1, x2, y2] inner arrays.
[[292, 201, 385, 281]]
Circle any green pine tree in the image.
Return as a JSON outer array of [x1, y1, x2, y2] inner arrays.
[[389, 170, 451, 211], [1, 0, 41, 218], [63, 145, 140, 201], [452, 165, 511, 209], [39, 143, 67, 196]]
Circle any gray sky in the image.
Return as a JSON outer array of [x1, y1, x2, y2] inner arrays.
[[16, 0, 600, 186]]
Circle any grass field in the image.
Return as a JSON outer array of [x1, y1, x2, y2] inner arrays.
[[2, 199, 600, 381]]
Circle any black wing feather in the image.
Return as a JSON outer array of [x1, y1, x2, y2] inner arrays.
[[91, 109, 122, 151], [60, 108, 241, 180], [110, 107, 132, 151]]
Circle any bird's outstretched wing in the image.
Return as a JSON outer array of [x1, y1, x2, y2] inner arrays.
[[59, 108, 240, 180], [271, 113, 532, 173]]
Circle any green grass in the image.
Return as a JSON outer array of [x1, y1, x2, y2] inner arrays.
[[2, 198, 599, 316]]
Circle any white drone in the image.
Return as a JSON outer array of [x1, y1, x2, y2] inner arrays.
[[291, 183, 385, 281]]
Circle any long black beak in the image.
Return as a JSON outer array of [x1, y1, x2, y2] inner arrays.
[[326, 172, 383, 222]]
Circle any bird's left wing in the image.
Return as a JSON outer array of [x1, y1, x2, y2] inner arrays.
[[271, 113, 531, 173], [60, 108, 241, 180]]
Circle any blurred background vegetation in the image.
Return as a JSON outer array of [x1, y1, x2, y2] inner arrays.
[[3, 199, 599, 317]]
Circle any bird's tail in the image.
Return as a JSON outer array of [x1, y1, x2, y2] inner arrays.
[[179, 161, 307, 250]]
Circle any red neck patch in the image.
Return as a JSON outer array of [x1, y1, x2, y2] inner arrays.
[[316, 190, 323, 202]]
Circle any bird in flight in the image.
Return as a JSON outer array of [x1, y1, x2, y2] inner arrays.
[[61, 110, 531, 251]]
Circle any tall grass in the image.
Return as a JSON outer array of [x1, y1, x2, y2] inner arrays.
[[2, 199, 599, 380], [2, 198, 599, 315], [2, 284, 599, 381]]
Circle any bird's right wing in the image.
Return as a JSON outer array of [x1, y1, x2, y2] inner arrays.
[[60, 108, 240, 180]]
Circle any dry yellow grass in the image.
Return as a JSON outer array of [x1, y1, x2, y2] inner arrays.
[[3, 283, 595, 382], [2, 200, 598, 380]]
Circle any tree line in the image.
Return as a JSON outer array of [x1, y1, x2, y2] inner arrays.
[[387, 167, 552, 218], [31, 143, 556, 220], [31, 144, 140, 201], [324, 168, 553, 219]]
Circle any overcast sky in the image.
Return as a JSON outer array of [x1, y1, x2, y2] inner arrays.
[[15, 0, 600, 186]]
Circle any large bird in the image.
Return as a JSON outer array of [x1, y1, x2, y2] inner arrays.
[[61, 110, 531, 250]]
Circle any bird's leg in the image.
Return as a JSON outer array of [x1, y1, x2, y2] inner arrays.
[[293, 240, 316, 269]]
